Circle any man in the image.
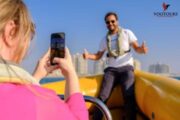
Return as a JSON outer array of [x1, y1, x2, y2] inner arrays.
[[83, 12, 148, 120]]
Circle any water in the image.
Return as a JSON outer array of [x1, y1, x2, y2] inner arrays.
[[40, 77, 64, 84], [174, 77, 180, 80], [40, 76, 180, 84]]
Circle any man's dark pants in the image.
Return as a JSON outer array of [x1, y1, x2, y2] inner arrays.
[[93, 65, 136, 120]]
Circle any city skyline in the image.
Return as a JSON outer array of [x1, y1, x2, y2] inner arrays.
[[22, 0, 180, 74], [47, 52, 180, 77]]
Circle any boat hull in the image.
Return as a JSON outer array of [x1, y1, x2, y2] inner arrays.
[[42, 70, 180, 120]]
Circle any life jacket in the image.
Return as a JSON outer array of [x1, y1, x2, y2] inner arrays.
[[106, 27, 130, 57]]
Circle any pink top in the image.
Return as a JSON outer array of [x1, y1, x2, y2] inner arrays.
[[0, 83, 88, 120]]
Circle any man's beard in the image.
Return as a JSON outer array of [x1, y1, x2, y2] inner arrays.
[[108, 27, 118, 34]]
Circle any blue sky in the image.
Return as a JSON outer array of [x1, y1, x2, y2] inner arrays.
[[22, 0, 180, 74]]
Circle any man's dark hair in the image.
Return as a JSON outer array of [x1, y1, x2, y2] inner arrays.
[[104, 12, 118, 21]]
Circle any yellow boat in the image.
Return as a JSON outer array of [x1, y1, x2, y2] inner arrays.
[[42, 70, 180, 120]]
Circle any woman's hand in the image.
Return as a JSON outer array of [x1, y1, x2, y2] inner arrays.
[[33, 49, 58, 82], [53, 48, 75, 77], [53, 48, 80, 100]]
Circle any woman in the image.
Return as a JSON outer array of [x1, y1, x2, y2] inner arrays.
[[0, 0, 88, 120]]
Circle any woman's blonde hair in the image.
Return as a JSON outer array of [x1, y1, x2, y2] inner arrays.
[[0, 0, 35, 63]]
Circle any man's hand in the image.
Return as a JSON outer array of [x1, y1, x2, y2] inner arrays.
[[141, 41, 148, 54], [132, 41, 148, 54], [83, 49, 89, 59]]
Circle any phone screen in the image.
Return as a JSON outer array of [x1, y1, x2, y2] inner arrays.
[[50, 32, 65, 65]]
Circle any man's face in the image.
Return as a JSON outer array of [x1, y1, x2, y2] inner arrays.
[[105, 15, 119, 32]]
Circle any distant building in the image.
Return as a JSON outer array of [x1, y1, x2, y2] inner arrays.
[[93, 58, 107, 74], [133, 59, 141, 70], [72, 53, 88, 76], [148, 63, 170, 74], [47, 69, 63, 77], [47, 53, 88, 77]]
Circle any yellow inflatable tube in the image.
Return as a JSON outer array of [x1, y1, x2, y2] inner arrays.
[[42, 70, 180, 120], [135, 70, 180, 120]]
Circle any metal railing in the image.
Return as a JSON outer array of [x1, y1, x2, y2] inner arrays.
[[58, 95, 112, 120]]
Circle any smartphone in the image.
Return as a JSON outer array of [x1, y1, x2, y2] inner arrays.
[[50, 32, 65, 65]]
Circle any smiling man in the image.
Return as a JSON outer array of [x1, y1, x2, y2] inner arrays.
[[83, 12, 148, 120]]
